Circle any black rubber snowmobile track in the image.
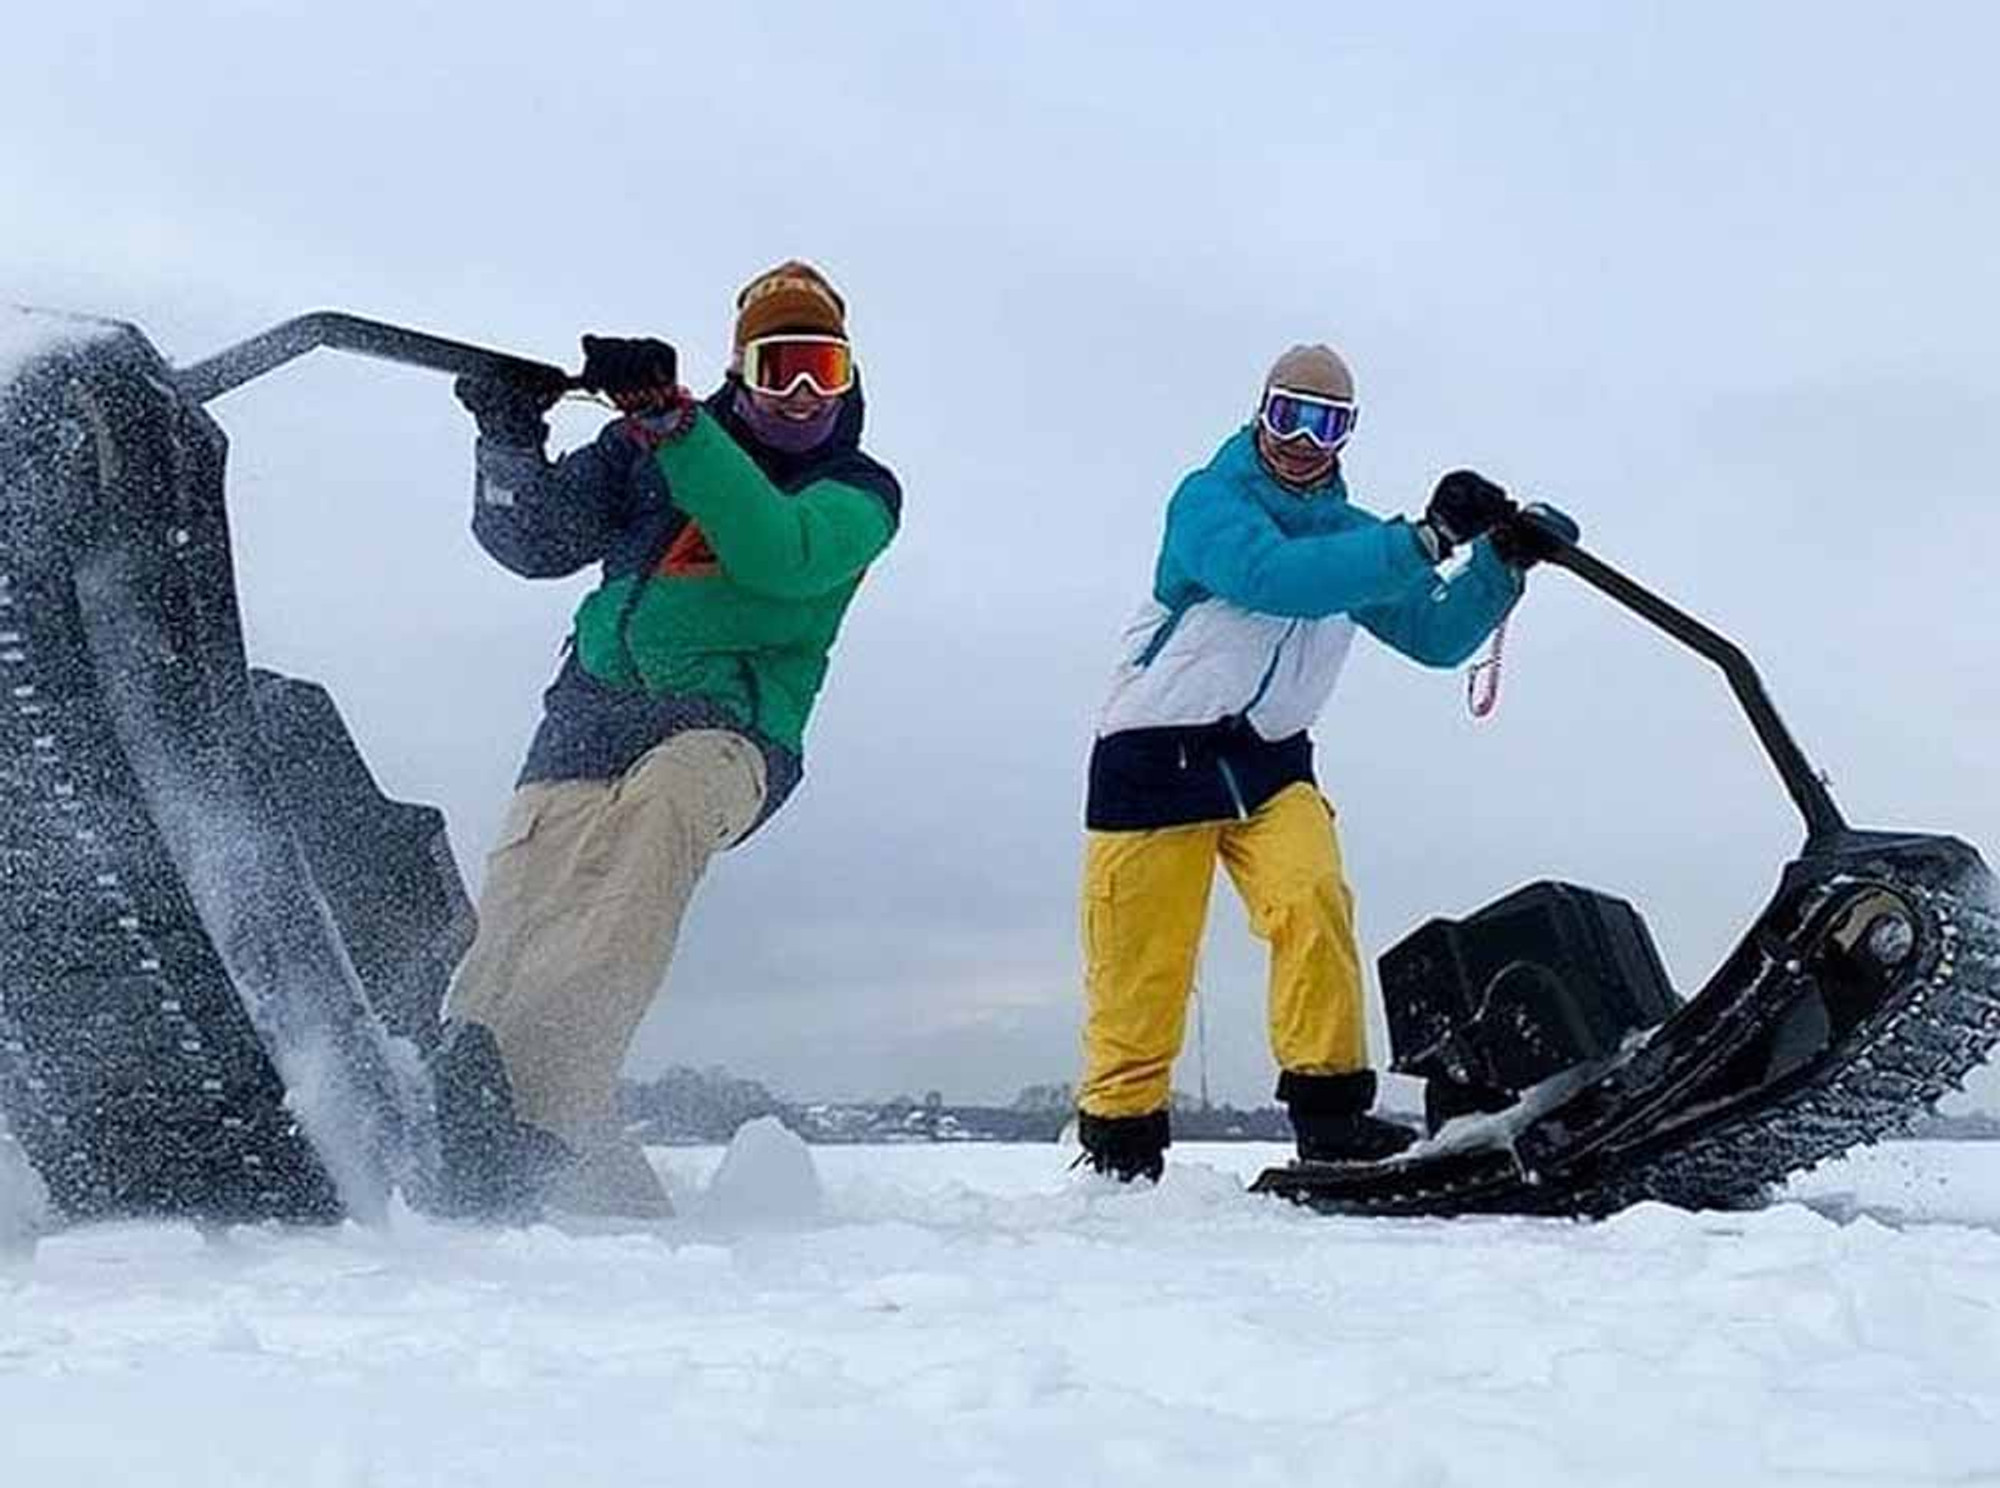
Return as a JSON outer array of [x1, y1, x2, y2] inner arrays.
[[1254, 827, 1999, 1218], [0, 310, 472, 1224], [1563, 851, 1999, 1215], [1249, 495, 2000, 1217]]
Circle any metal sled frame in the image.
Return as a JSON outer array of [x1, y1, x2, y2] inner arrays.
[[1253, 526, 2000, 1215]]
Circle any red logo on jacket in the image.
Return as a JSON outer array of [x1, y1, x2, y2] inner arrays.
[[657, 523, 719, 577]]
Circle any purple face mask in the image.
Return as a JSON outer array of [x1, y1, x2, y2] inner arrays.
[[733, 387, 841, 454]]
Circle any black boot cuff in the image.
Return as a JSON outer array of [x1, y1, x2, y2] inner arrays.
[[1276, 1069, 1377, 1116], [1077, 1108, 1172, 1151]]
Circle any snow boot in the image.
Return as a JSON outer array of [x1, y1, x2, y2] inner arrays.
[[1279, 1071, 1417, 1164], [1076, 1110, 1170, 1183], [1423, 1075, 1515, 1135], [429, 1021, 573, 1221]]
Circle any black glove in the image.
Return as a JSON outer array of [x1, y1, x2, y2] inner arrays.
[[1491, 503, 1581, 569], [578, 335, 679, 402], [1424, 469, 1517, 551], [454, 374, 560, 447]]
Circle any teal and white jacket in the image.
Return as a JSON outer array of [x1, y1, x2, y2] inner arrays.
[[1087, 427, 1520, 831]]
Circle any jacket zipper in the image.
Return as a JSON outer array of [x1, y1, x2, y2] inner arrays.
[[1136, 601, 1191, 669], [1217, 755, 1248, 819], [735, 655, 763, 731], [1242, 620, 1299, 721], [612, 518, 685, 685], [1208, 622, 1297, 820]]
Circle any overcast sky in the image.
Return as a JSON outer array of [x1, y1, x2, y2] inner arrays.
[[5, 2, 1998, 1109]]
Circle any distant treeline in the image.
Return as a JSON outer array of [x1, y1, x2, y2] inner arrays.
[[618, 1067, 1290, 1145], [618, 1065, 2000, 1146]]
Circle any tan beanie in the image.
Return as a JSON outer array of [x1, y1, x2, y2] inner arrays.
[[734, 260, 849, 349], [1265, 344, 1355, 401]]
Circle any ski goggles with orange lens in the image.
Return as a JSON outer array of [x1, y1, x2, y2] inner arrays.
[[1258, 387, 1358, 450], [741, 334, 855, 397]]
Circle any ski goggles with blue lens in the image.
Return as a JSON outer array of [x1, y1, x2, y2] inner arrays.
[[1258, 387, 1359, 450]]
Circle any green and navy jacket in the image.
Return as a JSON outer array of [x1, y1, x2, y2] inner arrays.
[[472, 380, 901, 835], [1088, 427, 1519, 831]]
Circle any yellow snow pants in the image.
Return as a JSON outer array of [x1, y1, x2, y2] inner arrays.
[[1079, 783, 1368, 1118]]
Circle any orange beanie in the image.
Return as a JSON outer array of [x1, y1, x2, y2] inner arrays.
[[734, 260, 848, 349]]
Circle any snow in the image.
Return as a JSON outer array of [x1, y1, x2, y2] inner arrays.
[[64, 598, 440, 1220], [700, 1114, 823, 1222], [0, 305, 102, 388], [0, 1130, 47, 1253], [3, 1136, 1999, 1487]]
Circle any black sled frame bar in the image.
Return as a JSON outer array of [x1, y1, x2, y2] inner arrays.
[[175, 311, 577, 406], [1518, 514, 1849, 847]]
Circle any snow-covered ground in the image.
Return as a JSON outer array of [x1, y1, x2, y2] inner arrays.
[[5, 1131, 1999, 1488]]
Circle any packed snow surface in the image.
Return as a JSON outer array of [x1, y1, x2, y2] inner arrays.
[[4, 1138, 1999, 1487]]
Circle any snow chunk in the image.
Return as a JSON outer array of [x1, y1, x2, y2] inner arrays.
[[0, 305, 106, 389], [209, 1313, 263, 1354], [0, 1126, 49, 1254], [703, 1116, 822, 1222]]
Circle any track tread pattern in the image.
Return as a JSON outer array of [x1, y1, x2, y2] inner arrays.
[[0, 328, 338, 1223], [1575, 879, 2000, 1215], [1259, 856, 2000, 1218]]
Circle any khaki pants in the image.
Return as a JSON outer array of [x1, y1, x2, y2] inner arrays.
[[447, 731, 767, 1166], [1078, 783, 1367, 1118]]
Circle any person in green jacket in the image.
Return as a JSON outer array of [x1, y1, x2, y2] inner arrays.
[[437, 262, 901, 1217]]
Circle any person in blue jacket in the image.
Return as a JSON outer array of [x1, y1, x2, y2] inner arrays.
[[1076, 343, 1576, 1181]]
